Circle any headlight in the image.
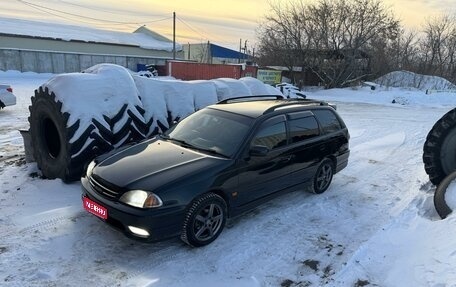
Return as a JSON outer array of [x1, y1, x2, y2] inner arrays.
[[119, 190, 163, 208], [86, 161, 96, 177]]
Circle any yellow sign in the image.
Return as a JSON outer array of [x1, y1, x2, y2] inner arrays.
[[257, 69, 282, 85]]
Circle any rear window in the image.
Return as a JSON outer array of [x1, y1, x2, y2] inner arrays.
[[289, 117, 320, 143], [313, 109, 342, 133]]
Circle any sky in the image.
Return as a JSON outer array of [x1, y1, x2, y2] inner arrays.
[[1, 0, 456, 51]]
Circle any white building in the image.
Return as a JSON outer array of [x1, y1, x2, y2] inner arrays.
[[0, 17, 183, 73]]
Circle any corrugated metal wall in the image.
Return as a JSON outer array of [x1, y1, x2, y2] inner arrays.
[[0, 49, 171, 73]]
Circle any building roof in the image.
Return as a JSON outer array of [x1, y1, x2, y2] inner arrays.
[[210, 43, 247, 60], [0, 17, 181, 52]]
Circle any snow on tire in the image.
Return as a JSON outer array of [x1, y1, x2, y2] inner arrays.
[[423, 108, 456, 185]]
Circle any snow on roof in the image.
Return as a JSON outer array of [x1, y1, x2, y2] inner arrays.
[[0, 17, 181, 52]]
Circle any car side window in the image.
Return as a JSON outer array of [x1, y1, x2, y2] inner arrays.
[[251, 119, 287, 150], [289, 116, 320, 144], [313, 109, 342, 134]]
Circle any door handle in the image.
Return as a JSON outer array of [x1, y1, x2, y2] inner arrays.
[[279, 155, 293, 163]]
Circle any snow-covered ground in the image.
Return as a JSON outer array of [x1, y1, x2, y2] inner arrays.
[[1, 71, 456, 287]]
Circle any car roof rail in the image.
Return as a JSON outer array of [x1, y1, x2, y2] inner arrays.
[[217, 95, 284, 104], [263, 99, 331, 114]]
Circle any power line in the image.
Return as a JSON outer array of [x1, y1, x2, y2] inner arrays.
[[171, 14, 247, 48], [55, 0, 170, 18], [15, 0, 172, 26], [14, 0, 244, 48], [16, 0, 88, 23], [176, 15, 242, 47]]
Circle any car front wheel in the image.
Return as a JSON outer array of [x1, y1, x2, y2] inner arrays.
[[312, 159, 334, 194], [181, 193, 227, 247]]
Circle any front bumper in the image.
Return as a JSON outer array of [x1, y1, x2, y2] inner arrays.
[[81, 176, 185, 242]]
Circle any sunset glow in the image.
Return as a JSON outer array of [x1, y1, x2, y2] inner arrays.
[[1, 0, 455, 50]]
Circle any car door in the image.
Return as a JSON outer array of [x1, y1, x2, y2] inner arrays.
[[236, 115, 294, 206], [285, 111, 324, 186]]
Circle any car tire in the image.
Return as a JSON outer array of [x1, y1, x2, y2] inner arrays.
[[311, 158, 334, 194], [434, 171, 456, 219], [29, 86, 99, 182], [423, 108, 456, 185], [181, 193, 227, 247]]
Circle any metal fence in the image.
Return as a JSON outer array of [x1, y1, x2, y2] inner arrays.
[[0, 49, 167, 73]]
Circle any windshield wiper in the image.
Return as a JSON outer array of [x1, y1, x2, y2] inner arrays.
[[167, 137, 229, 158], [191, 146, 229, 158]]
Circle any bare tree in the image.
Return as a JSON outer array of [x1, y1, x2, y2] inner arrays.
[[257, 1, 309, 83], [257, 0, 400, 88], [418, 15, 456, 82], [368, 28, 418, 77]]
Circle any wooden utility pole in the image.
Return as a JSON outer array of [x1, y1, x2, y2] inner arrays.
[[244, 40, 248, 62], [188, 42, 190, 59], [238, 38, 242, 63], [173, 11, 176, 60]]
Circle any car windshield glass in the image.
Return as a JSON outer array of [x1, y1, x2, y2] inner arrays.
[[164, 108, 252, 158]]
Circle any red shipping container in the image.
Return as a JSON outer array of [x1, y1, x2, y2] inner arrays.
[[165, 61, 257, 81]]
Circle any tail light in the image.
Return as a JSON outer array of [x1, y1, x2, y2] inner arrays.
[[7, 87, 13, 93]]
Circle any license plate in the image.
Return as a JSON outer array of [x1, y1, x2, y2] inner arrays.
[[83, 197, 108, 220]]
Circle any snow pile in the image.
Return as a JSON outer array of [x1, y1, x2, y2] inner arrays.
[[375, 70, 456, 90], [0, 17, 179, 51]]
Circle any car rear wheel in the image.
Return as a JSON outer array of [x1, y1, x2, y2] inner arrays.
[[312, 159, 334, 194], [181, 193, 227, 247]]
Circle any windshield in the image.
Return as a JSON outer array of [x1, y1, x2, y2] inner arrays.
[[164, 108, 253, 157]]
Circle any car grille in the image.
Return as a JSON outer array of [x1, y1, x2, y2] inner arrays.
[[89, 176, 121, 199]]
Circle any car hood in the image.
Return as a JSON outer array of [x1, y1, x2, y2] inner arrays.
[[93, 139, 227, 190]]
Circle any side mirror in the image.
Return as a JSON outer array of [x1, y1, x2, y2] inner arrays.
[[249, 145, 269, 157]]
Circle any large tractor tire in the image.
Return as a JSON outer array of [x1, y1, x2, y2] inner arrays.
[[29, 87, 100, 182], [29, 86, 138, 182], [423, 108, 456, 185]]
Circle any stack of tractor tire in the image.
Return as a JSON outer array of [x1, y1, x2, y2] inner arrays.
[[28, 64, 278, 182]]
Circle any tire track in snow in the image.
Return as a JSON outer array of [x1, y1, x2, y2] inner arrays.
[[19, 211, 89, 234]]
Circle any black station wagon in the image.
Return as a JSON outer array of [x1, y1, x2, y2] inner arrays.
[[81, 96, 350, 247]]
